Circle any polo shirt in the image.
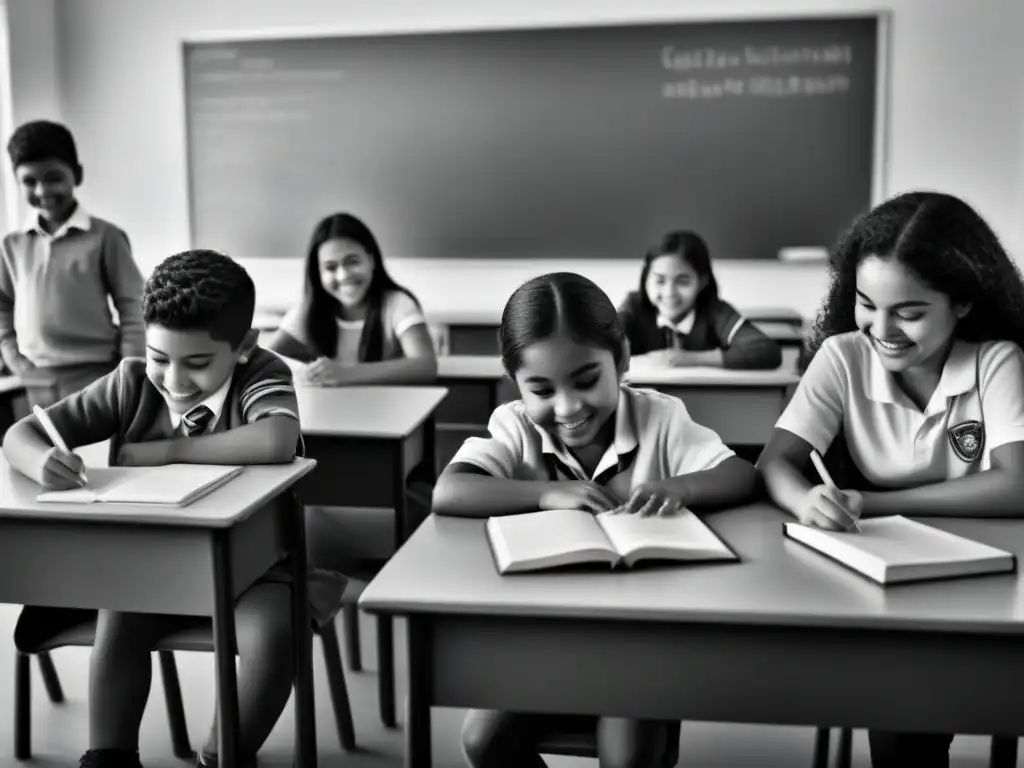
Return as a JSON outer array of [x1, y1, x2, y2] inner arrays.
[[277, 289, 425, 364], [0, 204, 145, 368], [775, 330, 1024, 488], [450, 385, 735, 505]]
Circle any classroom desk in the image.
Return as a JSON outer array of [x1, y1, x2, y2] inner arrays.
[[435, 356, 800, 446], [0, 458, 319, 768], [361, 506, 1024, 768], [295, 386, 448, 549]]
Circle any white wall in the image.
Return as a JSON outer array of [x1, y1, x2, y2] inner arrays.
[[7, 0, 1024, 321]]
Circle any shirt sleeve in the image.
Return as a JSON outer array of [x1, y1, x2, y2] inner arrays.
[[387, 290, 427, 339], [238, 354, 301, 424], [448, 403, 525, 478], [707, 299, 747, 348], [44, 361, 125, 448], [774, 339, 846, 454], [102, 225, 146, 359], [662, 397, 735, 475], [718, 319, 783, 369], [979, 342, 1024, 450]]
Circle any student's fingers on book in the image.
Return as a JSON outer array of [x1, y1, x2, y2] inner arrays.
[[654, 497, 681, 517], [636, 495, 662, 517], [586, 484, 617, 511]]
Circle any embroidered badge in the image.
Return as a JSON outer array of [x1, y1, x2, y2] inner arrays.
[[948, 420, 984, 463]]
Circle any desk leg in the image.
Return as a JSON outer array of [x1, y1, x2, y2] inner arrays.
[[211, 530, 240, 768], [405, 616, 432, 768], [289, 490, 318, 768], [393, 442, 410, 549]]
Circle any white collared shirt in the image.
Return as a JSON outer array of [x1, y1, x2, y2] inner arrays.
[[22, 203, 92, 242], [656, 311, 697, 335], [775, 331, 1024, 487], [450, 385, 734, 504], [165, 375, 233, 435]]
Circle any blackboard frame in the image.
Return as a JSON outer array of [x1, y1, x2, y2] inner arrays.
[[179, 11, 892, 263]]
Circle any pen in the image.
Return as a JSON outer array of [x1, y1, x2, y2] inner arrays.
[[33, 405, 87, 485], [809, 449, 860, 532]]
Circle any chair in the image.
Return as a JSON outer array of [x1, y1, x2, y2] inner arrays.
[[537, 720, 682, 766], [13, 609, 356, 761], [814, 727, 1018, 768]]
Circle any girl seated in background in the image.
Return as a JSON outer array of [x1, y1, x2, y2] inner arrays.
[[618, 230, 782, 369], [267, 212, 437, 385], [433, 271, 759, 768], [758, 191, 1024, 768]]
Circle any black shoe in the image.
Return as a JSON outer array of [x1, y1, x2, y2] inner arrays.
[[79, 749, 143, 768]]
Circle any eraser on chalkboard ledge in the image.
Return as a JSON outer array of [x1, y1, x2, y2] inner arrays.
[[778, 247, 829, 263]]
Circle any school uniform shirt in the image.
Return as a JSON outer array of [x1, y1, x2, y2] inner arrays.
[[277, 289, 426, 363], [37, 345, 345, 627], [450, 385, 735, 503], [775, 330, 1024, 487], [0, 204, 145, 369], [617, 291, 782, 369]]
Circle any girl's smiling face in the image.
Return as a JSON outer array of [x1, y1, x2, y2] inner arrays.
[[513, 333, 624, 450], [644, 254, 706, 322], [854, 255, 971, 374], [318, 237, 375, 309]]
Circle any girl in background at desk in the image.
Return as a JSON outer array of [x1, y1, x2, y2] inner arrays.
[[434, 272, 759, 768], [618, 230, 782, 369], [267, 212, 437, 385], [758, 191, 1024, 768]]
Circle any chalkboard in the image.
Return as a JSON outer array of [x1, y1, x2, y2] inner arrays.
[[183, 16, 883, 260]]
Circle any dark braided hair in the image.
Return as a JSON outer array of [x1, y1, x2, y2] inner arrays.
[[803, 191, 1024, 369], [143, 249, 255, 348]]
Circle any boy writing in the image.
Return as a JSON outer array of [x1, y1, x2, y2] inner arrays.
[[0, 119, 145, 407], [4, 250, 341, 768]]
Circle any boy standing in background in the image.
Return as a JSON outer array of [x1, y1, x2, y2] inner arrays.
[[0, 119, 145, 406]]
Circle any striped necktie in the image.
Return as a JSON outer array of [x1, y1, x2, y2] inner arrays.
[[181, 405, 214, 437]]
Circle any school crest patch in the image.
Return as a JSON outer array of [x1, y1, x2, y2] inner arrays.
[[948, 420, 984, 463]]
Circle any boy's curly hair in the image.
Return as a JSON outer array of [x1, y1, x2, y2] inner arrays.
[[803, 191, 1024, 369], [143, 250, 255, 348]]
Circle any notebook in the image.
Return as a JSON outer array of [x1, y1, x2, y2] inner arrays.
[[37, 464, 245, 506], [486, 507, 737, 574], [783, 515, 1016, 585]]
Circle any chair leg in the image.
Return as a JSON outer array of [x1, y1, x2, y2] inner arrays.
[[157, 651, 195, 760], [811, 727, 831, 768], [837, 727, 853, 768], [318, 620, 357, 751], [342, 602, 362, 672], [990, 735, 1018, 768], [14, 652, 31, 760], [377, 615, 396, 728], [36, 651, 64, 703]]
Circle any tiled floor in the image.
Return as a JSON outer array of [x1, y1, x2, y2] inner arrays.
[[0, 603, 1003, 767]]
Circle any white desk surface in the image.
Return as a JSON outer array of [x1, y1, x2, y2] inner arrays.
[[438, 355, 800, 388], [0, 457, 316, 527], [361, 506, 1024, 636], [296, 385, 449, 439]]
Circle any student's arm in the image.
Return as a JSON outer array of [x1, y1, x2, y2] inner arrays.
[[683, 300, 783, 369], [103, 227, 146, 359], [657, 456, 759, 509], [433, 462, 561, 517], [309, 323, 438, 385], [3, 365, 123, 485], [0, 240, 32, 374], [855, 344, 1024, 517], [121, 416, 300, 466], [265, 329, 317, 363]]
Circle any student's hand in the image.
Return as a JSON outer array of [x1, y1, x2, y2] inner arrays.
[[303, 358, 348, 387], [795, 485, 863, 532], [38, 447, 85, 490], [607, 482, 687, 517], [539, 481, 618, 514]]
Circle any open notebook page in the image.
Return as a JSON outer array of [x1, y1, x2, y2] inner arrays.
[[596, 508, 733, 560], [487, 508, 617, 571]]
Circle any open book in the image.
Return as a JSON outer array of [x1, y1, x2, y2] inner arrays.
[[783, 515, 1016, 585], [486, 507, 737, 574], [37, 464, 244, 506]]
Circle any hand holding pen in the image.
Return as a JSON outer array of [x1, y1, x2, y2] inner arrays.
[[32, 405, 87, 490], [794, 449, 862, 533]]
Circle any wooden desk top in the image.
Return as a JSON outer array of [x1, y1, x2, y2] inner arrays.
[[361, 506, 1024, 635], [438, 356, 800, 388], [0, 457, 316, 527], [296, 385, 448, 438]]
